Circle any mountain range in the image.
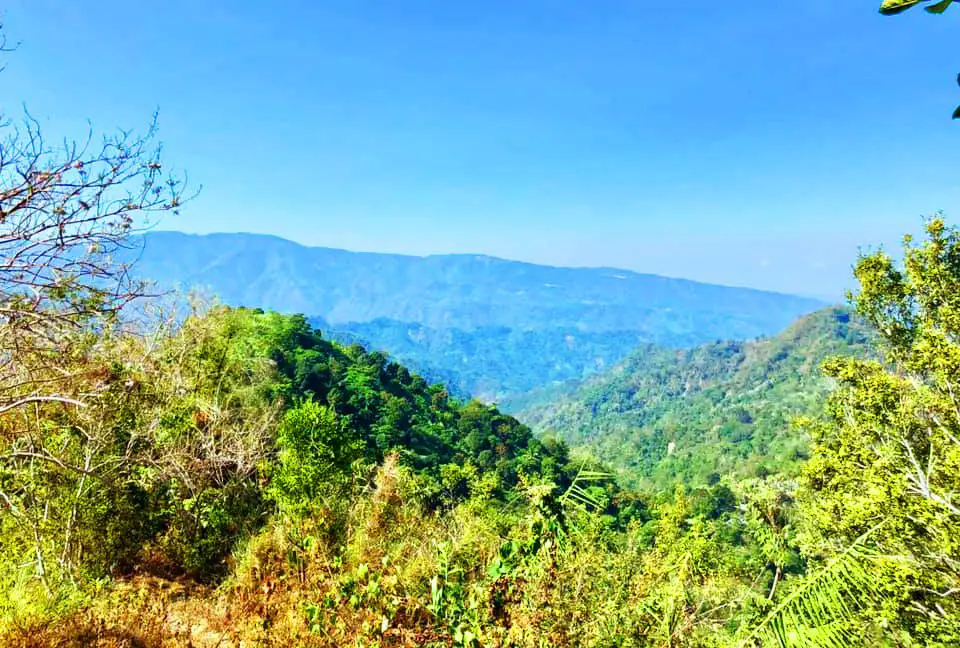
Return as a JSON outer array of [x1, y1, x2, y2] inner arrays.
[[131, 231, 828, 399]]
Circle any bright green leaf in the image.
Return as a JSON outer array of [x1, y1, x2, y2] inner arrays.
[[879, 0, 925, 14]]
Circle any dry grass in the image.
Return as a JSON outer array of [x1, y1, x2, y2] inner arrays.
[[0, 459, 732, 648]]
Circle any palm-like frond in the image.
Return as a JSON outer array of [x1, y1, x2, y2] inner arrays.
[[742, 520, 891, 648], [559, 462, 609, 511]]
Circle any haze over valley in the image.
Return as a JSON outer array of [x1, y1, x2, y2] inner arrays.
[[134, 230, 826, 400]]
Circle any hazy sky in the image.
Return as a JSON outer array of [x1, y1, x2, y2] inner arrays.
[[3, 1, 959, 299]]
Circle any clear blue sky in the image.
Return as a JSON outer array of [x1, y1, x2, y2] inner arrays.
[[3, 1, 959, 299]]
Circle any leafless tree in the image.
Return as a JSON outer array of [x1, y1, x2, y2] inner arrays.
[[0, 23, 192, 415]]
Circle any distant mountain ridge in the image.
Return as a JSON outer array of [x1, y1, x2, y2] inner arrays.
[[134, 231, 823, 330], [131, 230, 827, 399]]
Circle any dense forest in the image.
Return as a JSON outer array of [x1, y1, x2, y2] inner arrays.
[[132, 231, 824, 401], [510, 307, 874, 489], [311, 317, 651, 401], [3, 3, 960, 646], [4, 197, 960, 646]]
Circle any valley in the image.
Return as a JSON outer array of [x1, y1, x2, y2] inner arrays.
[[133, 230, 826, 401]]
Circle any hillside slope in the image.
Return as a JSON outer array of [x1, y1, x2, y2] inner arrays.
[[130, 231, 825, 399], [312, 317, 650, 401], [134, 231, 823, 336], [508, 307, 873, 489]]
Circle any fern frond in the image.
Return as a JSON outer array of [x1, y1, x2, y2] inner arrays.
[[564, 486, 600, 509], [559, 462, 610, 511], [573, 470, 610, 480], [742, 519, 891, 648]]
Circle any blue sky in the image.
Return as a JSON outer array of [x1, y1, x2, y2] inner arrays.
[[2, 1, 959, 299]]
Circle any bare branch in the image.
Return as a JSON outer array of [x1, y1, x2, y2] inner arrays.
[[1, 450, 97, 475], [0, 394, 85, 415], [1, 103, 195, 407]]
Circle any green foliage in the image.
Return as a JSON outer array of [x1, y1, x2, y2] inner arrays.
[[0, 297, 795, 646], [269, 401, 362, 516], [745, 521, 894, 648], [514, 307, 872, 490], [0, 303, 576, 589], [558, 462, 610, 512], [5, 218, 960, 645], [792, 217, 960, 646], [879, 0, 955, 15]]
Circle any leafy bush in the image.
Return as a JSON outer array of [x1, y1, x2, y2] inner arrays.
[[269, 400, 363, 516]]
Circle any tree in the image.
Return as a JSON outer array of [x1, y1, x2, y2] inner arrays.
[[878, 1, 960, 119], [0, 23, 190, 416], [752, 217, 960, 646], [0, 24, 193, 587], [269, 399, 363, 517]]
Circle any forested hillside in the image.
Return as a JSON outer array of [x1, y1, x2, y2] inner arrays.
[[135, 231, 823, 335], [6, 216, 960, 646], [131, 231, 825, 400], [4, 3, 960, 644], [511, 308, 874, 489], [0, 304, 579, 577], [312, 317, 649, 400]]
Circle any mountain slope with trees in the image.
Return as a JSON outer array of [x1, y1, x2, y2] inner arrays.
[[134, 231, 824, 336], [510, 307, 874, 489], [129, 231, 825, 400], [312, 317, 651, 401], [7, 215, 959, 647]]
